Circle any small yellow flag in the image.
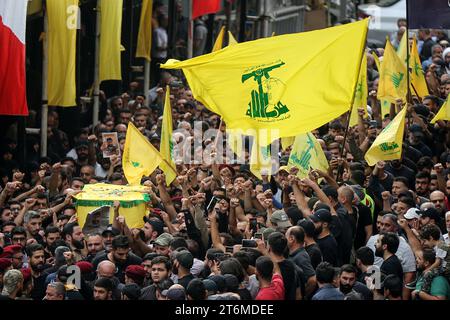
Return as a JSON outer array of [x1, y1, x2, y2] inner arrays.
[[136, 0, 153, 61], [410, 36, 429, 98], [281, 136, 295, 150], [364, 107, 407, 166], [47, 0, 78, 107], [288, 132, 329, 178], [377, 39, 407, 103], [99, 0, 123, 82], [250, 139, 272, 180], [371, 52, 381, 71], [123, 122, 163, 185], [349, 52, 368, 127], [431, 95, 450, 123], [212, 26, 225, 52], [160, 86, 177, 185], [397, 31, 407, 65]]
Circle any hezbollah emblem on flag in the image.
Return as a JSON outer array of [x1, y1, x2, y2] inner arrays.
[[242, 60, 290, 122]]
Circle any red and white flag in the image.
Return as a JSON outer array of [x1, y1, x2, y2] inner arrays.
[[0, 0, 28, 116]]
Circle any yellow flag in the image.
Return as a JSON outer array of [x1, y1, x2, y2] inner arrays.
[[47, 0, 78, 107], [377, 39, 407, 103], [381, 99, 391, 118], [162, 20, 368, 145], [281, 137, 295, 150], [123, 122, 163, 185], [99, 0, 123, 82], [431, 95, 450, 123], [250, 139, 272, 180], [288, 132, 329, 178], [349, 53, 368, 127], [160, 86, 177, 185], [397, 31, 407, 65], [227, 129, 244, 161], [136, 0, 153, 61], [364, 107, 407, 166], [228, 31, 238, 45], [212, 26, 225, 52], [410, 36, 429, 98]]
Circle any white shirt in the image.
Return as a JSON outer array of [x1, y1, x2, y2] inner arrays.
[[366, 234, 417, 273]]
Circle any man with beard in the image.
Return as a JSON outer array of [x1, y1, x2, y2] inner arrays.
[[130, 217, 164, 256], [43, 226, 61, 261], [23, 211, 44, 245], [385, 161, 415, 190], [172, 250, 195, 289], [375, 232, 403, 281], [93, 277, 114, 300], [444, 212, 450, 245], [415, 172, 431, 199], [74, 141, 92, 171], [140, 256, 172, 300], [62, 222, 87, 262], [85, 233, 104, 262], [101, 226, 120, 253], [310, 209, 339, 267], [26, 243, 49, 300], [92, 235, 142, 283], [430, 191, 446, 216], [338, 264, 372, 300]]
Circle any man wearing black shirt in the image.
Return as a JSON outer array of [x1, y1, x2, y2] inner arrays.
[[310, 209, 340, 267], [92, 235, 142, 283], [26, 243, 50, 300], [298, 219, 323, 270], [268, 232, 303, 300], [375, 233, 403, 281], [173, 250, 195, 289], [385, 161, 416, 189]]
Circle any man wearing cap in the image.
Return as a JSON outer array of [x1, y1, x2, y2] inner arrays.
[[131, 217, 165, 256], [408, 124, 432, 158], [125, 265, 146, 287], [0, 258, 13, 291], [0, 245, 23, 269], [310, 209, 340, 267], [269, 210, 292, 232], [418, 208, 442, 230], [404, 208, 421, 229], [101, 225, 120, 252], [153, 232, 174, 257], [173, 250, 195, 289]]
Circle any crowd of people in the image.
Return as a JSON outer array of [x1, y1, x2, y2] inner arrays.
[[0, 16, 450, 300]]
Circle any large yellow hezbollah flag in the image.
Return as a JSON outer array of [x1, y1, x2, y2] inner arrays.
[[162, 19, 369, 145], [160, 86, 177, 185], [74, 183, 149, 229], [99, 0, 123, 82], [288, 132, 329, 178], [431, 95, 450, 123], [349, 52, 368, 127], [377, 39, 407, 103], [136, 0, 153, 61], [364, 107, 407, 166], [123, 122, 163, 185], [47, 0, 78, 106]]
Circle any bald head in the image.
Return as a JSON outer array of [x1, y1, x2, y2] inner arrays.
[[430, 190, 446, 211], [338, 186, 354, 204], [97, 260, 116, 278]]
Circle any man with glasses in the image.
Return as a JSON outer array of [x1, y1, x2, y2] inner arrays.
[[430, 191, 446, 216]]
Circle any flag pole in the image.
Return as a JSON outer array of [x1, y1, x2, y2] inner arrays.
[[406, 0, 412, 129], [41, 4, 48, 157], [187, 0, 193, 59], [144, 60, 151, 106], [93, 0, 101, 126], [337, 22, 369, 182]]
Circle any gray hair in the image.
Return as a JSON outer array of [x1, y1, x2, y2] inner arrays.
[[1, 269, 23, 295], [382, 214, 399, 231], [47, 282, 66, 296], [445, 211, 450, 220], [420, 202, 435, 211], [23, 210, 40, 224]]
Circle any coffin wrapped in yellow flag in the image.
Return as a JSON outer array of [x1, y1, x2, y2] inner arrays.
[[162, 19, 369, 145], [74, 183, 150, 229]]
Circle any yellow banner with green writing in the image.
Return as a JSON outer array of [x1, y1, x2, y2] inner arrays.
[[288, 132, 329, 178], [364, 107, 407, 166], [162, 19, 368, 146], [74, 183, 149, 229]]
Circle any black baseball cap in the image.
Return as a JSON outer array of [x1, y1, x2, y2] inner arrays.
[[309, 209, 332, 224], [101, 225, 120, 237], [419, 208, 441, 222]]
